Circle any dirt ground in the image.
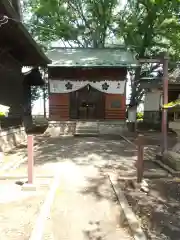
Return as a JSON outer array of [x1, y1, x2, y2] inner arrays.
[[2, 133, 178, 239], [119, 133, 180, 240], [118, 177, 180, 240], [1, 135, 137, 240], [0, 136, 55, 240], [0, 179, 51, 240], [31, 135, 138, 239]]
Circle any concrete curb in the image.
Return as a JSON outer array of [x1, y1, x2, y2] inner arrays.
[[29, 168, 61, 240], [0, 140, 41, 173], [108, 175, 147, 240], [0, 156, 27, 173], [0, 175, 54, 180], [152, 159, 180, 176], [120, 134, 136, 147]]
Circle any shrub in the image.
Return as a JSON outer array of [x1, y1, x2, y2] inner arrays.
[[137, 112, 144, 120]]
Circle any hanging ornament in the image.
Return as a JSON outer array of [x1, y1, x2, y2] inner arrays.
[[65, 81, 73, 90], [102, 82, 109, 90], [117, 82, 121, 89]]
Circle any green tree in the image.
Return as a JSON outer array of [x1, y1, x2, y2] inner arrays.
[[116, 0, 180, 106], [25, 0, 180, 107], [24, 0, 120, 47]]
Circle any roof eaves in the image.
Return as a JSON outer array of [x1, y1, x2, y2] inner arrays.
[[48, 62, 139, 67], [2, 0, 51, 65]]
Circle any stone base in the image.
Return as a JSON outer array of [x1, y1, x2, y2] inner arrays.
[[163, 151, 180, 171], [156, 152, 163, 161], [21, 183, 37, 191], [0, 126, 26, 152], [46, 120, 126, 137]]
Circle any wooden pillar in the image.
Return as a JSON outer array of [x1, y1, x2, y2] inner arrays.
[[137, 135, 144, 183], [162, 53, 169, 153], [27, 135, 34, 184]]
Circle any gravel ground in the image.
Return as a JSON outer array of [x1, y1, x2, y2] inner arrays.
[[0, 135, 54, 240], [0, 179, 50, 240], [119, 133, 180, 240], [2, 134, 165, 239], [119, 177, 180, 240]]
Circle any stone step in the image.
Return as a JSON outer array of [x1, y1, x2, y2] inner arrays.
[[75, 133, 99, 136], [76, 122, 98, 127], [75, 127, 99, 131], [75, 122, 99, 136], [76, 129, 98, 132], [75, 128, 99, 132]]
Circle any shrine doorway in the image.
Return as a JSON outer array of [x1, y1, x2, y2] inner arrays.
[[70, 85, 105, 120]]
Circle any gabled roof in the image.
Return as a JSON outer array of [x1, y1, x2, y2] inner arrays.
[[47, 47, 138, 68], [169, 68, 180, 83], [140, 68, 180, 85], [0, 0, 51, 66]]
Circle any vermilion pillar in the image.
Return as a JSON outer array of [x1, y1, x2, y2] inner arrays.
[[27, 135, 34, 184]]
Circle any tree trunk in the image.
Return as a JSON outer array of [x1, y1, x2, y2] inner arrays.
[[129, 66, 142, 107], [43, 85, 46, 118]]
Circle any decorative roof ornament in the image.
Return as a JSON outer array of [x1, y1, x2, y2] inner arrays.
[[102, 82, 109, 90], [0, 15, 8, 27], [65, 81, 73, 90]]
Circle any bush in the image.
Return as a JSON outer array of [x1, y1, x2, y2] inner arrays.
[[137, 112, 144, 120], [0, 112, 5, 116]]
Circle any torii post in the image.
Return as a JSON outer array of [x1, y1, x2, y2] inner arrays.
[[162, 53, 169, 152], [139, 52, 169, 153]]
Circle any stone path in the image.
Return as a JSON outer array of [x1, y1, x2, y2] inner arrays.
[[44, 161, 132, 240], [36, 136, 136, 240], [1, 136, 136, 239]]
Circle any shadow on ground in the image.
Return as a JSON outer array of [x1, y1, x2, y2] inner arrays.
[[17, 134, 180, 239], [34, 136, 136, 168], [118, 173, 180, 240], [24, 136, 136, 204]]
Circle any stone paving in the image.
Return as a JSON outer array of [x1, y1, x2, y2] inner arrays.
[[1, 135, 138, 239], [33, 136, 136, 239]]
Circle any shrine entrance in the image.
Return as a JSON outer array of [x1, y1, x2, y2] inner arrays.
[[70, 85, 105, 120]]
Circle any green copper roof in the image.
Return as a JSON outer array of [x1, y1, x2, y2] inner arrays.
[[47, 48, 138, 67]]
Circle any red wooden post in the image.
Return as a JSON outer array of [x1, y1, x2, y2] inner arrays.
[[27, 135, 34, 184], [137, 135, 144, 183], [162, 53, 169, 153]]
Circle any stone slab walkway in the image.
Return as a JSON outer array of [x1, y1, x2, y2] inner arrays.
[[0, 136, 137, 239], [27, 136, 136, 239], [43, 161, 133, 240]]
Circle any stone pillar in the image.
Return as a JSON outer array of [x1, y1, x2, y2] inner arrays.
[[163, 121, 180, 171]]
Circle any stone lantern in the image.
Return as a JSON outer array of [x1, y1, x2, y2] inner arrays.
[[163, 97, 180, 170]]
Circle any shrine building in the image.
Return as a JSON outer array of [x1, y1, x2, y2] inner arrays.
[[47, 47, 138, 135]]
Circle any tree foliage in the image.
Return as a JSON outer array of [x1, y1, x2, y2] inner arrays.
[[25, 0, 120, 47], [25, 0, 180, 106], [116, 0, 180, 106]]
